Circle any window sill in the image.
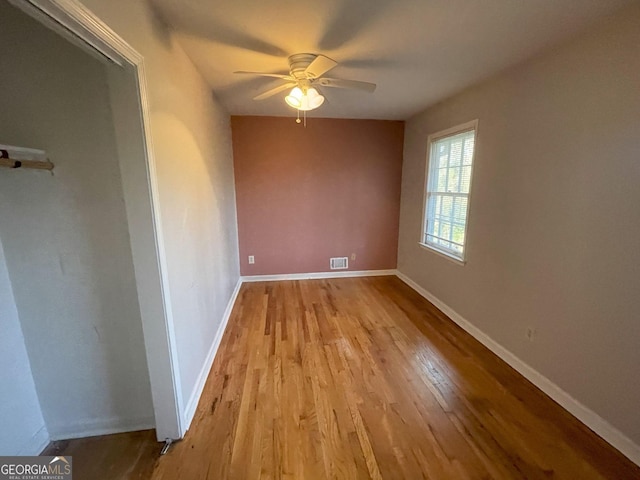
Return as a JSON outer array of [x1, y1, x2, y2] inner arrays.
[[418, 242, 467, 266]]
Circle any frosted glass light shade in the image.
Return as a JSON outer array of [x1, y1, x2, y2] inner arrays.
[[285, 86, 324, 111], [285, 87, 303, 108], [299, 88, 324, 111]]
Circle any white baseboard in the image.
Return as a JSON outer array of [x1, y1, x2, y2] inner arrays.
[[182, 277, 243, 430], [241, 269, 398, 282], [395, 271, 640, 467], [49, 416, 155, 441], [16, 425, 50, 455]]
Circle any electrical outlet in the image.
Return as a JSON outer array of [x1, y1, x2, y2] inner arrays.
[[526, 327, 536, 342], [248, 255, 255, 264], [351, 253, 356, 261]]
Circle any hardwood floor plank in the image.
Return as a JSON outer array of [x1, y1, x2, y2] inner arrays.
[[44, 277, 640, 479]]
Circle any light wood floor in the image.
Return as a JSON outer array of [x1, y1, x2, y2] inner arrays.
[[47, 277, 639, 479]]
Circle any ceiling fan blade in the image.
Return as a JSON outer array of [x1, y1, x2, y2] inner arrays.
[[235, 71, 294, 81], [253, 82, 296, 101], [316, 77, 376, 92], [304, 55, 337, 79]]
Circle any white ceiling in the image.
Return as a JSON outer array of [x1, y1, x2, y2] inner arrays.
[[150, 0, 631, 120]]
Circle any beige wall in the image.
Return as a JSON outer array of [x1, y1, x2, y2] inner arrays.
[[0, 236, 47, 455], [398, 4, 640, 448], [77, 0, 240, 414]]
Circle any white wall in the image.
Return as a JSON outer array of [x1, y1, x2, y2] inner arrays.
[[0, 237, 48, 455], [397, 3, 640, 456], [0, 2, 153, 439], [76, 0, 241, 427]]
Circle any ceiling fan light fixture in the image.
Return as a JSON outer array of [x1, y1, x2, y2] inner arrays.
[[285, 87, 303, 108], [301, 87, 324, 111], [236, 53, 376, 117], [286, 86, 324, 111]]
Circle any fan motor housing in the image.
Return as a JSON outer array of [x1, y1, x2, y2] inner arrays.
[[288, 53, 317, 79]]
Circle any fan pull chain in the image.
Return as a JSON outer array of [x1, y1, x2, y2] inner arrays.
[[294, 109, 307, 127]]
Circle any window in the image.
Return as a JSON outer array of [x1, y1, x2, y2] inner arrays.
[[421, 120, 477, 263]]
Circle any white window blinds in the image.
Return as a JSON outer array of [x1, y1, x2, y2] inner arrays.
[[422, 125, 476, 261]]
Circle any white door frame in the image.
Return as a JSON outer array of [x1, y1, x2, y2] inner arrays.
[[10, 0, 185, 441]]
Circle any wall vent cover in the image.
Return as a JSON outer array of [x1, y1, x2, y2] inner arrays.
[[330, 257, 348, 270]]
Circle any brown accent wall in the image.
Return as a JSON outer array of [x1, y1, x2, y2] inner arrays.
[[232, 116, 404, 275]]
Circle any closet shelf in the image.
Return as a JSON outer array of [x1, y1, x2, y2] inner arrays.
[[0, 157, 54, 170], [0, 155, 53, 171]]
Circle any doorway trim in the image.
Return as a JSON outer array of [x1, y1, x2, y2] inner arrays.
[[10, 0, 185, 440]]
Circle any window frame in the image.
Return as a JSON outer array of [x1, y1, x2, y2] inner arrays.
[[420, 119, 478, 265]]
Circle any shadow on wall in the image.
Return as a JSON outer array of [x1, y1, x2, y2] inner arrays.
[[151, 110, 239, 402]]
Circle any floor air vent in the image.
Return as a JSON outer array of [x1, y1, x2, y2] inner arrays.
[[330, 257, 348, 270]]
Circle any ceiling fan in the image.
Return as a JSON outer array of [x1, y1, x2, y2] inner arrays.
[[234, 53, 376, 112]]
